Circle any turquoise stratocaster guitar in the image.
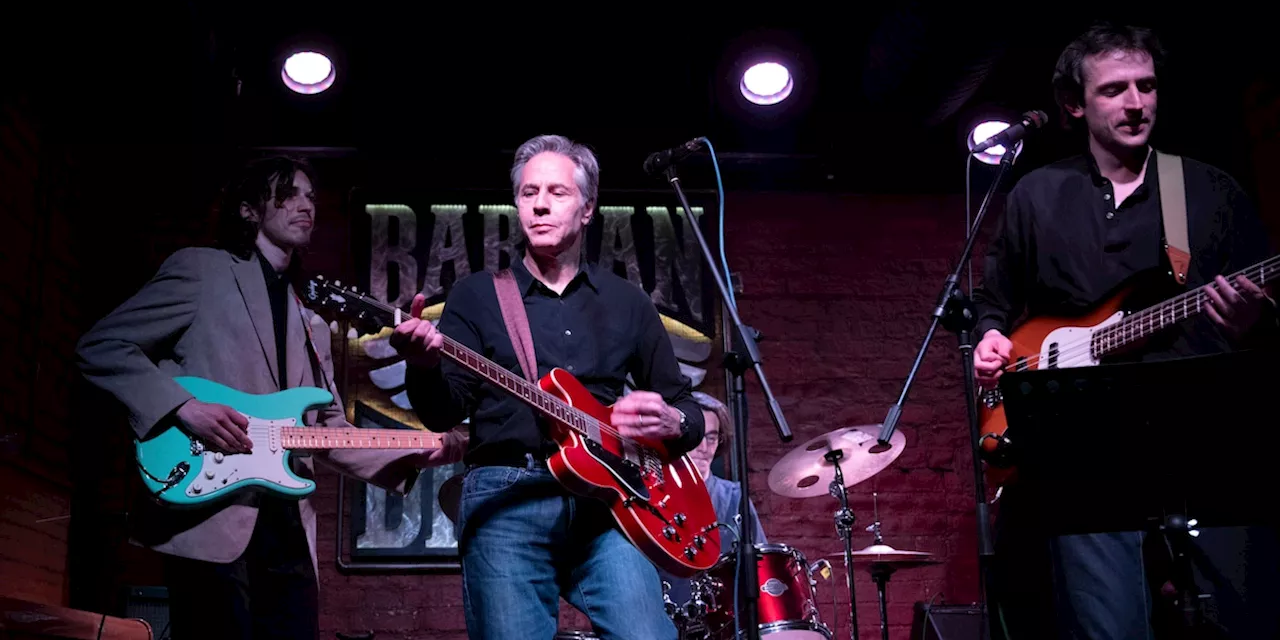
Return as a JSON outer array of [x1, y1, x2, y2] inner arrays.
[[136, 376, 443, 506]]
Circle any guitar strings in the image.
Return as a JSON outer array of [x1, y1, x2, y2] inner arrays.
[[321, 287, 649, 450], [996, 258, 1277, 375]]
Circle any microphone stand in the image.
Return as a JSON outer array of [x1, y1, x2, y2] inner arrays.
[[875, 145, 1020, 631], [662, 164, 794, 640]]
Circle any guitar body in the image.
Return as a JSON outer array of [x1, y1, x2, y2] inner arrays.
[[539, 368, 722, 577], [135, 376, 334, 506], [977, 286, 1137, 495]]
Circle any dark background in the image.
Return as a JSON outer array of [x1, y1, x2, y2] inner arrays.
[[3, 4, 1278, 639]]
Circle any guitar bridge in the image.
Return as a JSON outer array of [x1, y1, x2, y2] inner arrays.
[[981, 388, 1003, 409]]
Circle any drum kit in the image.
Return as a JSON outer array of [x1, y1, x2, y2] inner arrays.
[[439, 423, 932, 640], [664, 423, 935, 640]]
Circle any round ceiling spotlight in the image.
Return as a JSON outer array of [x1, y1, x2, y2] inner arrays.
[[967, 120, 1022, 165], [740, 62, 793, 105], [282, 51, 335, 95]]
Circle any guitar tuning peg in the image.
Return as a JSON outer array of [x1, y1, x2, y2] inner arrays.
[[335, 280, 342, 288], [316, 275, 325, 281]]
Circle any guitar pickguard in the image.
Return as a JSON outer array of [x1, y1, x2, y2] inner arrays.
[[1039, 311, 1124, 369], [579, 434, 651, 502], [183, 415, 312, 499]]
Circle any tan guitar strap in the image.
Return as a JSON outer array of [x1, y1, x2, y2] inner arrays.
[[1155, 150, 1191, 285], [493, 269, 539, 383]]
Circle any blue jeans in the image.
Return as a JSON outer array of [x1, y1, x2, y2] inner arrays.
[[1048, 531, 1153, 640], [457, 455, 677, 640], [992, 487, 1152, 640]]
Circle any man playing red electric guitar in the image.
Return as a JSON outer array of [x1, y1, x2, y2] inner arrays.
[[971, 22, 1279, 640], [389, 134, 705, 640]]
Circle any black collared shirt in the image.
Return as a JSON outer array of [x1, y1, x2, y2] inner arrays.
[[973, 149, 1276, 361], [405, 257, 705, 466], [257, 250, 290, 388]]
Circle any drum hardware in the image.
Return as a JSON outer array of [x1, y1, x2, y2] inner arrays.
[[826, 501, 939, 640], [826, 449, 860, 640], [766, 425, 908, 640]]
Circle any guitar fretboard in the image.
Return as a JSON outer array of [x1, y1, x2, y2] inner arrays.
[[329, 291, 606, 443], [438, 336, 603, 441], [1092, 255, 1279, 356], [282, 427, 444, 450]]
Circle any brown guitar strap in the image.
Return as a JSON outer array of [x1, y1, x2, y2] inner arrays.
[[1155, 150, 1191, 285], [493, 269, 539, 383]]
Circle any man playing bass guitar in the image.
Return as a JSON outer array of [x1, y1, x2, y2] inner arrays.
[[971, 22, 1279, 640], [390, 134, 706, 640]]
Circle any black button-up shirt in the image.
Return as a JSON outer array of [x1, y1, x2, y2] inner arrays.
[[973, 149, 1276, 362], [258, 250, 290, 387], [406, 257, 704, 467]]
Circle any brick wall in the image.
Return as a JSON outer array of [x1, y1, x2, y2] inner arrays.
[[0, 93, 76, 606]]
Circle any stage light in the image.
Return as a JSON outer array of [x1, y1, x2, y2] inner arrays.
[[968, 120, 1022, 165], [282, 51, 335, 94], [740, 62, 793, 105]]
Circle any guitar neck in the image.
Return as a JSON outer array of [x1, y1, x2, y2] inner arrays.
[[282, 427, 443, 450], [1097, 255, 1280, 355], [370, 304, 598, 437], [438, 335, 600, 436]]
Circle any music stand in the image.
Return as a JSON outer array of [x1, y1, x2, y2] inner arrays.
[[998, 348, 1279, 630], [999, 347, 1278, 534]]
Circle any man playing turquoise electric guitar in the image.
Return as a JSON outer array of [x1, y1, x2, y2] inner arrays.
[[76, 156, 466, 640]]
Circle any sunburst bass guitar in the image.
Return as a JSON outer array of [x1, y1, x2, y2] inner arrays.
[[302, 276, 722, 578], [977, 255, 1279, 495]]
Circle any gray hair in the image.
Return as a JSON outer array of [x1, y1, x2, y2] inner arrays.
[[509, 134, 600, 206]]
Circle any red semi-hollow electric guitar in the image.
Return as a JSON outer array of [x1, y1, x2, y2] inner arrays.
[[303, 276, 722, 577]]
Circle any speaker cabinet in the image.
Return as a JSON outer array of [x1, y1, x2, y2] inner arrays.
[[913, 603, 989, 640]]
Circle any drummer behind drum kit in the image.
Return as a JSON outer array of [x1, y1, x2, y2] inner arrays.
[[439, 424, 931, 640]]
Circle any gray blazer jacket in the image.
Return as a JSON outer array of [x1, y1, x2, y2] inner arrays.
[[76, 247, 423, 576]]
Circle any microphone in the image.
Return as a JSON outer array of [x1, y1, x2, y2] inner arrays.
[[970, 110, 1048, 154], [643, 138, 704, 176]]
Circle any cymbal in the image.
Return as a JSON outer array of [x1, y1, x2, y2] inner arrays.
[[767, 424, 905, 498], [438, 472, 463, 524], [827, 543, 938, 565]]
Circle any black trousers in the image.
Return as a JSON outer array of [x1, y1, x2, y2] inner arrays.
[[163, 496, 318, 640]]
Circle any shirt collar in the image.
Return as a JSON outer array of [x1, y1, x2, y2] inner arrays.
[[1084, 145, 1156, 185], [510, 253, 599, 296], [256, 248, 286, 287]]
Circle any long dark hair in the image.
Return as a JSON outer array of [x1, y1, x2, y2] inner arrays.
[[216, 156, 317, 260], [1052, 22, 1166, 129]]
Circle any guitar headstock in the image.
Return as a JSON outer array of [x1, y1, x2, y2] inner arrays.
[[302, 275, 393, 336]]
